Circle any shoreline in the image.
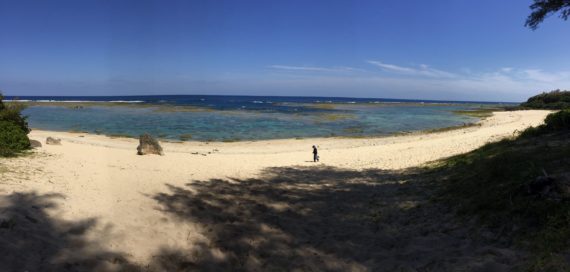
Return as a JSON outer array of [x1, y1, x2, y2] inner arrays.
[[29, 121, 480, 146], [18, 100, 507, 142], [0, 109, 552, 269], [24, 110, 550, 159], [27, 108, 499, 144]]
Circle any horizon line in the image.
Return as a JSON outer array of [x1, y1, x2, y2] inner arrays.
[[3, 93, 522, 104]]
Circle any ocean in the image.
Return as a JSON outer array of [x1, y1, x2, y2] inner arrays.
[[5, 95, 513, 141]]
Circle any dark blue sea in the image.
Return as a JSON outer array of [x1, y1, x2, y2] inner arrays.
[[6, 95, 513, 141]]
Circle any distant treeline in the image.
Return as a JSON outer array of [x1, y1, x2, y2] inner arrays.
[[520, 89, 570, 109]]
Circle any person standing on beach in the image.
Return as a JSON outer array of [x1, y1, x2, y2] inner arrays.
[[312, 145, 319, 162]]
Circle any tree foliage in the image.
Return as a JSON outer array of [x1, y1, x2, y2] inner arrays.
[[0, 121, 30, 157], [520, 89, 570, 109], [0, 93, 30, 134], [526, 0, 570, 29], [520, 109, 570, 137], [0, 92, 31, 156]]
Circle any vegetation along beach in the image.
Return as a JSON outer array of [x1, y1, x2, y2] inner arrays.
[[1, 0, 570, 271]]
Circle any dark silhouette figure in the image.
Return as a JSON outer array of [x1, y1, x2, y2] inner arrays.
[[312, 145, 319, 162]]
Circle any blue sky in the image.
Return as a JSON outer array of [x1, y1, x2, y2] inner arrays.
[[0, 0, 569, 102]]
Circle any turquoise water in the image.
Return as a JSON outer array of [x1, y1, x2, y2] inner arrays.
[[21, 102, 486, 141]]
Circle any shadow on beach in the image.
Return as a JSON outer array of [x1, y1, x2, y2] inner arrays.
[[0, 192, 139, 271], [150, 166, 526, 271], [0, 166, 526, 271]]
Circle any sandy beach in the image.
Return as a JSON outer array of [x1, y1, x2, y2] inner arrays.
[[0, 110, 551, 271]]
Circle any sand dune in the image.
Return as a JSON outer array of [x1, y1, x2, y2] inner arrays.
[[0, 110, 551, 271]]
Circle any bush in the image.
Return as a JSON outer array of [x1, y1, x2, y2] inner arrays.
[[545, 109, 570, 130], [0, 104, 30, 134], [0, 121, 30, 156], [0, 92, 31, 157], [520, 110, 570, 137], [520, 90, 570, 109], [0, 93, 30, 134], [436, 124, 570, 267], [519, 125, 545, 137]]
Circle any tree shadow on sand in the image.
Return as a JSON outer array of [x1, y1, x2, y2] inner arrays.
[[151, 166, 526, 272], [0, 192, 139, 272]]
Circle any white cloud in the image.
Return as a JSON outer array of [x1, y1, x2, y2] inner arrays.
[[7, 61, 569, 101], [367, 60, 457, 78], [500, 67, 513, 73], [522, 69, 570, 82], [418, 64, 458, 78], [366, 61, 416, 74], [254, 61, 570, 101], [269, 65, 359, 72]]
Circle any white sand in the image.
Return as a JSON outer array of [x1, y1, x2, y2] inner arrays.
[[0, 110, 551, 271]]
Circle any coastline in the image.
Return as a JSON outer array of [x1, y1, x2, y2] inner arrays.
[[0, 109, 552, 269], [17, 99, 504, 142], [26, 107, 501, 143], [25, 109, 549, 161]]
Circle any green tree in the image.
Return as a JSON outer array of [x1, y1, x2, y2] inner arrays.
[[0, 92, 31, 156], [0, 92, 30, 134], [526, 0, 570, 29], [0, 121, 30, 157]]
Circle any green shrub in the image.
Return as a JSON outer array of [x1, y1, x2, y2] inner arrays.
[[0, 93, 31, 157], [0, 93, 30, 134], [545, 110, 570, 130], [520, 110, 570, 137], [0, 121, 30, 157], [520, 90, 570, 109], [519, 125, 545, 137], [435, 128, 570, 266]]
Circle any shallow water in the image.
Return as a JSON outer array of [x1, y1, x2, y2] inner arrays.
[[15, 95, 508, 141]]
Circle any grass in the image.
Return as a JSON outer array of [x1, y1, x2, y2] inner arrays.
[[431, 127, 570, 268]]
